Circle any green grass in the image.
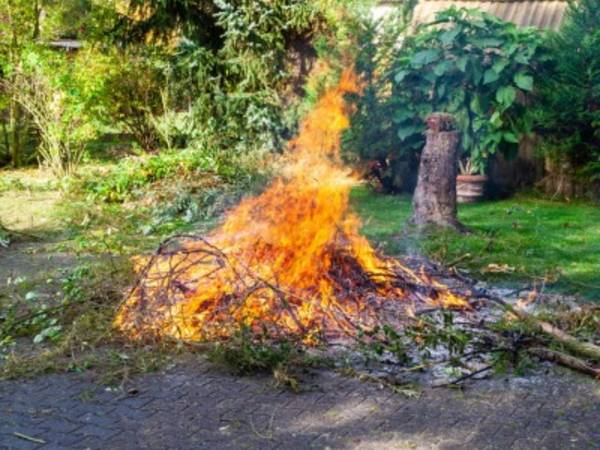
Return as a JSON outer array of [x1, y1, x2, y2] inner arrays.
[[351, 187, 600, 300]]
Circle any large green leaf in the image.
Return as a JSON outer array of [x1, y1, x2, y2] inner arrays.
[[433, 60, 454, 77], [394, 70, 409, 83], [496, 85, 516, 109], [470, 95, 483, 115], [475, 37, 504, 48], [503, 131, 519, 143], [514, 72, 533, 91], [470, 60, 483, 84], [514, 52, 531, 65], [456, 55, 468, 72], [440, 26, 462, 46], [393, 109, 415, 123], [423, 71, 438, 83], [410, 49, 441, 68], [447, 90, 466, 112], [483, 68, 500, 84], [397, 124, 422, 140], [492, 59, 510, 75], [490, 110, 503, 127]]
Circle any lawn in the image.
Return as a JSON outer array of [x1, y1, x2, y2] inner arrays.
[[351, 186, 600, 299]]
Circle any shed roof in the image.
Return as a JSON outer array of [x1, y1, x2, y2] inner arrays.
[[410, 0, 568, 30], [48, 39, 83, 50]]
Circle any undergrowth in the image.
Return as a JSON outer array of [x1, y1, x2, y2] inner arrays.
[[0, 259, 188, 385], [74, 147, 269, 203]]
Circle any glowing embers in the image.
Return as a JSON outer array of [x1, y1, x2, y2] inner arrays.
[[115, 70, 468, 343]]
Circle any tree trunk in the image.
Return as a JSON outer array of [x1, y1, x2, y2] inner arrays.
[[411, 113, 463, 230], [9, 100, 22, 168]]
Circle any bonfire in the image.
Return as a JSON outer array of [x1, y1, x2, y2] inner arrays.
[[114, 70, 468, 344]]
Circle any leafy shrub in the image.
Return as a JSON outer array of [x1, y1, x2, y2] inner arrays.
[[393, 9, 544, 174], [341, 4, 418, 192], [79, 145, 266, 202], [105, 1, 326, 158], [0, 0, 108, 170], [4, 47, 108, 177], [100, 50, 165, 152], [344, 7, 544, 191]]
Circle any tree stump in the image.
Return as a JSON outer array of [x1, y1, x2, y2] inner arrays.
[[411, 113, 463, 230]]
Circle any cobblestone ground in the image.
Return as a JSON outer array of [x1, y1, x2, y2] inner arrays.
[[1, 361, 599, 450]]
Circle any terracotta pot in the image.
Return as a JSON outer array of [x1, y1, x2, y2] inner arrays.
[[456, 174, 487, 203]]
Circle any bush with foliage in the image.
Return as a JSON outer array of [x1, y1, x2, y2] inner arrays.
[[0, 0, 49, 168], [534, 0, 600, 184], [4, 47, 108, 177], [0, 0, 329, 176], [341, 2, 417, 192], [392, 8, 544, 174], [99, 50, 166, 152], [104, 0, 325, 157], [344, 8, 544, 191], [0, 0, 102, 171]]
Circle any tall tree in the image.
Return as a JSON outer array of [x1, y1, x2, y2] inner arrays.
[[113, 0, 223, 48], [0, 0, 43, 166], [535, 0, 600, 193], [0, 0, 96, 168]]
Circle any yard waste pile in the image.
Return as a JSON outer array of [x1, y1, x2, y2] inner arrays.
[[114, 70, 468, 343]]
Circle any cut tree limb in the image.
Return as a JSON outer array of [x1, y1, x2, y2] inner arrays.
[[480, 292, 600, 363], [528, 347, 600, 378], [535, 321, 600, 362]]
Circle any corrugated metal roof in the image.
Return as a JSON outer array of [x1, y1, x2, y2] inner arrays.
[[48, 39, 83, 50], [411, 0, 568, 30]]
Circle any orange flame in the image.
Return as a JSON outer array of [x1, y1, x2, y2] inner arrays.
[[115, 70, 467, 342]]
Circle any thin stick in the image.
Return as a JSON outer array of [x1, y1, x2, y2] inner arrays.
[[446, 253, 472, 268], [13, 432, 46, 444], [433, 365, 493, 388]]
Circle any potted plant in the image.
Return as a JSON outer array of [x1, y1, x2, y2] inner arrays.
[[457, 158, 487, 203]]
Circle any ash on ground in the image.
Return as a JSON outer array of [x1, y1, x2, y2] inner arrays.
[[312, 261, 592, 389]]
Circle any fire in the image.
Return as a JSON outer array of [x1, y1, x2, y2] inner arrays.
[[115, 70, 467, 342]]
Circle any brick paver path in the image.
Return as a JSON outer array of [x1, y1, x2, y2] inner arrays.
[[1, 361, 599, 450]]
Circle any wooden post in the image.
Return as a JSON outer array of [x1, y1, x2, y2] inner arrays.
[[411, 113, 463, 230]]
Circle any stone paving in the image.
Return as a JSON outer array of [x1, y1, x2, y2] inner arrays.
[[1, 360, 599, 450]]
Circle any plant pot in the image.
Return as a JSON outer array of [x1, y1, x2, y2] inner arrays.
[[456, 174, 487, 203]]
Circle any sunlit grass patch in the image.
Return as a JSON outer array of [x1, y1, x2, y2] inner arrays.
[[351, 187, 600, 299]]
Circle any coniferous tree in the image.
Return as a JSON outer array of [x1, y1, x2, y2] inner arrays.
[[535, 0, 600, 184]]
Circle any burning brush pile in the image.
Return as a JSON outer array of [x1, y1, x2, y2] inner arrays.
[[115, 70, 466, 343], [115, 71, 600, 383]]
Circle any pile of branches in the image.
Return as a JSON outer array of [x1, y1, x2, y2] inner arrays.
[[117, 233, 463, 341], [117, 234, 600, 383]]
